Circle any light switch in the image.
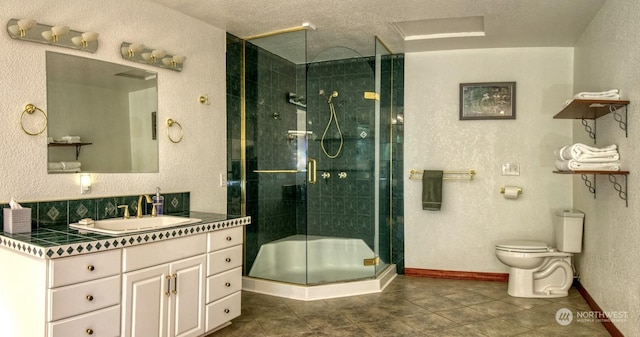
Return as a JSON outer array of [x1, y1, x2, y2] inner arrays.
[[502, 163, 520, 176]]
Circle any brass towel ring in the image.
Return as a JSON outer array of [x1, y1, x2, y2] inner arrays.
[[166, 118, 183, 143], [20, 104, 47, 136]]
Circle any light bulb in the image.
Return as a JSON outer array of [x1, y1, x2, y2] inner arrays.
[[162, 57, 172, 66], [172, 55, 186, 64], [71, 36, 83, 46], [81, 31, 99, 42], [41, 31, 53, 41], [7, 25, 20, 36], [17, 19, 37, 31], [151, 49, 166, 58], [50, 25, 69, 42]]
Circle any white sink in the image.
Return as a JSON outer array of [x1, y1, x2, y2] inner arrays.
[[69, 215, 202, 236]]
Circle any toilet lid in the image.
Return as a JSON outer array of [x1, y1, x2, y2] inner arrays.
[[496, 240, 549, 252]]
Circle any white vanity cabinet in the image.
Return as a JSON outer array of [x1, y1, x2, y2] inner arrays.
[[0, 214, 249, 337], [204, 226, 243, 333], [121, 234, 207, 337]]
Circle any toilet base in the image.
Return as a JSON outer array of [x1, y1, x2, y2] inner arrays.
[[507, 257, 573, 298]]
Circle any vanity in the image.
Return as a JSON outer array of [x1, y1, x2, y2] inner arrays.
[[0, 212, 250, 337]]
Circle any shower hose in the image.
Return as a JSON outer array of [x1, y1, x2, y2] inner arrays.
[[320, 98, 344, 158]]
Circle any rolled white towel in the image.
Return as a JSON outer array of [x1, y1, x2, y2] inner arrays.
[[555, 160, 620, 171]]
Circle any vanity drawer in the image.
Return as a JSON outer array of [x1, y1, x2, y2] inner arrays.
[[48, 305, 120, 337], [206, 267, 242, 303], [207, 245, 242, 275], [207, 226, 243, 252], [205, 292, 241, 332], [48, 275, 120, 321], [123, 234, 206, 272], [49, 249, 121, 288]]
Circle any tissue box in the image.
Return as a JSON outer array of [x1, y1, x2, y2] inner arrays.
[[3, 208, 32, 234]]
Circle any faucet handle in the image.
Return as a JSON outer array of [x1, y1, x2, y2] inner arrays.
[[151, 203, 162, 217], [118, 205, 130, 219]]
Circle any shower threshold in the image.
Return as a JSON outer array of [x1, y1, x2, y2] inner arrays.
[[242, 264, 397, 301]]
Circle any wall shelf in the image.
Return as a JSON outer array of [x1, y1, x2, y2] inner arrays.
[[48, 142, 92, 160], [553, 170, 629, 207], [553, 99, 630, 142]]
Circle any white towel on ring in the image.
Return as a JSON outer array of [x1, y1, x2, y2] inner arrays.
[[555, 160, 620, 171]]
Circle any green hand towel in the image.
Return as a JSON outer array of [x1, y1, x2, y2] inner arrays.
[[422, 170, 443, 211]]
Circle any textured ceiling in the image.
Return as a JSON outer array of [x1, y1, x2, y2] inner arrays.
[[149, 0, 606, 61]]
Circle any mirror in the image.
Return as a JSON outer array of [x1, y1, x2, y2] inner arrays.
[[46, 51, 159, 173]]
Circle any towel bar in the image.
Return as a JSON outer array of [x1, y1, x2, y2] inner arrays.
[[409, 169, 476, 180]]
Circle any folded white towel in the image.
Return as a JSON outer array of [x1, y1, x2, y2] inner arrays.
[[574, 89, 619, 98], [556, 143, 618, 161], [555, 160, 620, 171], [48, 161, 82, 170], [61, 135, 81, 143], [48, 168, 82, 173]]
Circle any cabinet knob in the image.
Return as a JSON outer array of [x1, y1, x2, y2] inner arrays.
[[86, 328, 94, 335], [224, 309, 230, 314], [225, 258, 231, 263], [86, 295, 94, 301], [225, 282, 231, 287], [226, 236, 232, 241], [87, 265, 95, 271]]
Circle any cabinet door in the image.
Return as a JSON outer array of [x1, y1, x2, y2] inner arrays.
[[122, 264, 170, 337], [168, 255, 206, 337]]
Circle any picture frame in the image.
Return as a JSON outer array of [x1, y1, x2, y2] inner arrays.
[[459, 82, 516, 120]]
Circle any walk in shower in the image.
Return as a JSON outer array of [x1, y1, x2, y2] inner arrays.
[[226, 28, 404, 300]]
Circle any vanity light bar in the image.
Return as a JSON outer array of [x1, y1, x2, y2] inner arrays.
[[6, 18, 99, 53]]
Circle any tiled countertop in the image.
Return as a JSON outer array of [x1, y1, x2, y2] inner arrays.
[[0, 212, 250, 259]]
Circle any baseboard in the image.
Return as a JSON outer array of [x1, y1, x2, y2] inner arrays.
[[404, 268, 508, 282], [575, 280, 624, 337]]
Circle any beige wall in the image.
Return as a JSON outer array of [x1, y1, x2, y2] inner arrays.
[[0, 0, 227, 213], [573, 0, 640, 335], [404, 48, 574, 272]]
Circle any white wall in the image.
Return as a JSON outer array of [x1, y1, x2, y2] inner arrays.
[[573, 0, 640, 335], [0, 0, 227, 213], [404, 48, 574, 272]]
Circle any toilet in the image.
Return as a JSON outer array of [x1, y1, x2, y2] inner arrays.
[[495, 210, 584, 298]]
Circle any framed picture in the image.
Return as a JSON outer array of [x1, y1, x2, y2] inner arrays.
[[459, 82, 516, 120]]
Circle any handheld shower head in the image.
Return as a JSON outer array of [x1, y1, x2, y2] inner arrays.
[[327, 91, 338, 103]]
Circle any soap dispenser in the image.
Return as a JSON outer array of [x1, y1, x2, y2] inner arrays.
[[152, 187, 164, 215]]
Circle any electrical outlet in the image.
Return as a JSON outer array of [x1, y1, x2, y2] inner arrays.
[[219, 173, 227, 187], [502, 163, 520, 176]]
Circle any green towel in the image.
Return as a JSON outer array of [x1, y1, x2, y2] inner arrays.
[[422, 170, 443, 211]]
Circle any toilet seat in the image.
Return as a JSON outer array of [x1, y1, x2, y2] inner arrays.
[[496, 240, 549, 253]]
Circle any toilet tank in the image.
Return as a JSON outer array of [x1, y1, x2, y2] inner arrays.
[[554, 210, 584, 253]]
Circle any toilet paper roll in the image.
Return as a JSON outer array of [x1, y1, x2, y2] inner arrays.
[[503, 186, 521, 200]]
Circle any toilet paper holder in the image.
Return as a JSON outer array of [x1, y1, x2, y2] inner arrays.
[[500, 186, 523, 195]]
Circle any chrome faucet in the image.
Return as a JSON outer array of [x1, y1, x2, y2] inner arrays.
[[136, 194, 154, 218]]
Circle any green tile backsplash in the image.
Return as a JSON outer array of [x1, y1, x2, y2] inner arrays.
[[0, 192, 190, 231]]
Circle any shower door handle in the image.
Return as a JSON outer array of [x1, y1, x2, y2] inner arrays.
[[308, 159, 317, 184]]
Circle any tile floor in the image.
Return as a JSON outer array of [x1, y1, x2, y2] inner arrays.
[[209, 275, 611, 337]]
